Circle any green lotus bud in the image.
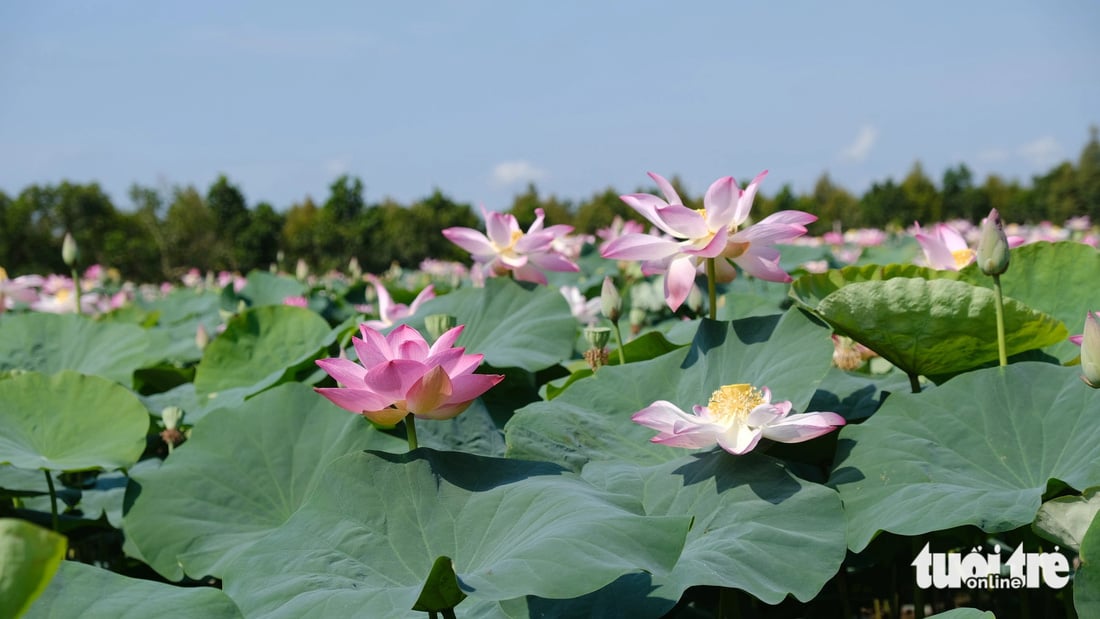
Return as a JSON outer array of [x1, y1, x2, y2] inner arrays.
[[629, 307, 647, 327], [348, 257, 363, 280], [61, 233, 79, 267], [600, 277, 621, 324], [584, 326, 611, 350], [161, 406, 184, 431], [976, 208, 1010, 276], [1082, 311, 1100, 389], [295, 258, 310, 281], [425, 314, 458, 342]]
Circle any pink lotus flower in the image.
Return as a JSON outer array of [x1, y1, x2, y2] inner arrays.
[[914, 222, 975, 270], [632, 383, 845, 455], [314, 324, 504, 425], [915, 219, 1025, 271], [283, 295, 308, 307], [601, 172, 815, 311], [0, 268, 44, 312], [442, 207, 580, 285], [363, 276, 435, 330]]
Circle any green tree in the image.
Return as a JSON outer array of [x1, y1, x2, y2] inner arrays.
[[858, 178, 906, 229], [237, 202, 285, 272], [899, 162, 942, 224], [507, 183, 573, 229], [282, 197, 323, 272], [206, 175, 250, 269], [163, 186, 218, 275], [807, 173, 859, 234], [573, 188, 645, 234], [1077, 125, 1100, 222], [942, 164, 985, 222]]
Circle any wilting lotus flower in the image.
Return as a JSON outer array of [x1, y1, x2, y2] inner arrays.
[[602, 171, 815, 311], [442, 207, 579, 285], [315, 324, 504, 424], [632, 384, 845, 455], [363, 275, 435, 330]]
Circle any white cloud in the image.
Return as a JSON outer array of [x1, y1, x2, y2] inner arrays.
[[840, 125, 879, 163], [324, 158, 349, 177], [976, 148, 1011, 164], [490, 160, 547, 187], [1016, 136, 1062, 167]]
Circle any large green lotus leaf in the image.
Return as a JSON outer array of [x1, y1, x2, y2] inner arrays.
[[0, 371, 148, 472], [959, 241, 1100, 361], [582, 451, 847, 605], [717, 277, 793, 320], [131, 289, 225, 365], [831, 362, 1100, 552], [808, 367, 914, 421], [1075, 511, 1100, 616], [0, 519, 66, 618], [24, 560, 242, 619], [544, 330, 687, 400], [505, 310, 834, 472], [399, 278, 576, 372], [0, 313, 154, 386], [238, 270, 307, 307], [220, 449, 691, 618], [790, 263, 957, 310], [1033, 487, 1100, 552], [192, 305, 333, 403], [812, 278, 1066, 378], [123, 382, 406, 581]]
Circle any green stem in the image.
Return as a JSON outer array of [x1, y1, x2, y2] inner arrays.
[[71, 268, 83, 316], [706, 258, 717, 321], [441, 610, 457, 619], [610, 321, 627, 365], [992, 274, 1008, 367], [44, 470, 59, 531], [907, 372, 921, 394], [405, 413, 419, 451]]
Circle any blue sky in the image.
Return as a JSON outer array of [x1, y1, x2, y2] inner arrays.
[[2, 2, 1097, 213]]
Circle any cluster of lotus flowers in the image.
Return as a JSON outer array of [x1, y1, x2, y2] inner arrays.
[[5, 172, 1099, 456]]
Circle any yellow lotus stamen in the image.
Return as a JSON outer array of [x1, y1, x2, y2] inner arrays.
[[707, 384, 765, 423], [952, 248, 975, 268]]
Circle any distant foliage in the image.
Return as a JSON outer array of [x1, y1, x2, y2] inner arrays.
[[2, 127, 1098, 282]]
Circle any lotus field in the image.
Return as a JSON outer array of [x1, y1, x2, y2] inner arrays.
[[3, 173, 1100, 618]]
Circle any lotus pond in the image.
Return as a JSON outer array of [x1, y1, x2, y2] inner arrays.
[[2, 206, 1099, 619]]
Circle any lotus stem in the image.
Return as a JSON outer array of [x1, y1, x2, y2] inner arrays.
[[907, 372, 921, 394], [611, 321, 627, 366], [71, 268, 83, 316], [992, 274, 1007, 367], [44, 470, 59, 531], [405, 413, 419, 451], [706, 258, 718, 321]]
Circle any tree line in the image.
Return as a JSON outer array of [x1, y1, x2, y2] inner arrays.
[[2, 127, 1097, 283]]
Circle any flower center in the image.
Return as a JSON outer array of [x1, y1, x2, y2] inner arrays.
[[706, 384, 765, 424], [952, 248, 975, 269]]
